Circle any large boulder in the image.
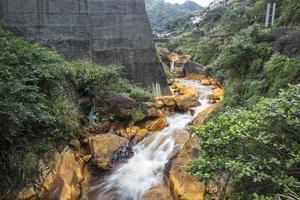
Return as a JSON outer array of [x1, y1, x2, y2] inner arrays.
[[183, 61, 206, 75], [175, 87, 200, 110], [89, 134, 130, 170], [103, 93, 138, 117], [141, 182, 173, 200], [168, 135, 205, 200], [144, 117, 168, 132], [116, 125, 150, 142], [192, 102, 222, 125], [39, 149, 85, 200]]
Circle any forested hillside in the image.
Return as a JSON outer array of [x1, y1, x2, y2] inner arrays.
[[145, 0, 203, 34], [160, 0, 300, 198]]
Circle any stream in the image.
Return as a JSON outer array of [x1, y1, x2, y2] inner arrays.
[[87, 78, 214, 200]]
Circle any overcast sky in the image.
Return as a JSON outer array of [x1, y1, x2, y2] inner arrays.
[[165, 0, 212, 7]]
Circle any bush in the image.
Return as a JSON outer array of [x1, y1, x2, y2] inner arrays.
[[224, 77, 265, 107], [275, 0, 300, 26], [188, 85, 300, 199], [129, 107, 146, 122], [0, 28, 80, 194], [214, 24, 273, 77], [265, 54, 300, 96]]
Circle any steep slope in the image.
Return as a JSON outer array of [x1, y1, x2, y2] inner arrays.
[[0, 0, 170, 94]]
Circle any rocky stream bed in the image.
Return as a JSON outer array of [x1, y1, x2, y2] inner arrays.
[[17, 76, 224, 200]]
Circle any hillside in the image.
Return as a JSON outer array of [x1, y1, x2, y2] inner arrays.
[[160, 0, 300, 198], [145, 0, 203, 34]]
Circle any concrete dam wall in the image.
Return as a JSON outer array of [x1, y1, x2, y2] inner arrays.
[[0, 0, 169, 94]]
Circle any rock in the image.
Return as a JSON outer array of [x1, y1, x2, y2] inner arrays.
[[82, 155, 92, 163], [83, 120, 112, 135], [40, 149, 85, 200], [158, 96, 176, 106], [117, 125, 150, 142], [200, 78, 211, 85], [144, 102, 155, 108], [141, 182, 173, 200], [105, 93, 138, 117], [213, 88, 224, 101], [89, 134, 129, 170], [183, 61, 206, 75], [144, 117, 168, 132], [175, 87, 199, 110], [193, 102, 222, 125], [173, 68, 186, 78], [154, 100, 164, 109], [168, 135, 205, 200], [168, 52, 192, 63], [159, 48, 170, 58], [1, 0, 170, 94], [172, 81, 186, 90], [173, 129, 191, 146], [16, 186, 36, 200]]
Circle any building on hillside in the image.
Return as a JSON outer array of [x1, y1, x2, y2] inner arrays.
[[209, 0, 228, 9], [191, 10, 206, 26]]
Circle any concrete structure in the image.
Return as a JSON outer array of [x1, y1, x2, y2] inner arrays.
[[0, 0, 170, 94]]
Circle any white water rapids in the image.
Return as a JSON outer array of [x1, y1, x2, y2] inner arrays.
[[88, 78, 214, 200]]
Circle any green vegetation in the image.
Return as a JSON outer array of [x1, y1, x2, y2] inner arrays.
[[0, 28, 152, 196], [265, 54, 300, 96], [275, 0, 300, 26], [159, 0, 300, 199], [129, 107, 147, 122], [188, 85, 300, 199], [145, 0, 202, 33]]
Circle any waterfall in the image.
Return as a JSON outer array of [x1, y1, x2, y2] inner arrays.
[[152, 82, 162, 97], [170, 60, 175, 72]]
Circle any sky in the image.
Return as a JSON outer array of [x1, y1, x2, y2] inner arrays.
[[165, 0, 212, 7]]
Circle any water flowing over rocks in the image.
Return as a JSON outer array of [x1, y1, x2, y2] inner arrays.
[[16, 74, 223, 200]]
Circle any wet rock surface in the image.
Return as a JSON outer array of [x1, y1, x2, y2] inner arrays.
[[88, 134, 129, 170], [168, 135, 205, 200]]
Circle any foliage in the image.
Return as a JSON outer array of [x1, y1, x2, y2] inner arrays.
[[265, 54, 300, 96], [162, 62, 173, 83], [129, 107, 146, 122], [0, 28, 80, 194], [145, 0, 202, 33], [224, 77, 265, 107], [166, 36, 222, 66], [70, 61, 124, 96], [275, 0, 300, 26], [188, 85, 300, 199], [214, 24, 273, 77], [0, 27, 153, 196]]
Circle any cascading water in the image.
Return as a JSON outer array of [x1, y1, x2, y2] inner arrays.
[[87, 78, 214, 200]]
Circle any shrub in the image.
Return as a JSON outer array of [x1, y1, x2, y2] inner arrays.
[[265, 54, 300, 96], [188, 85, 300, 199], [129, 107, 146, 122], [214, 24, 272, 77], [224, 78, 265, 107], [275, 0, 300, 26], [0, 28, 80, 193]]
